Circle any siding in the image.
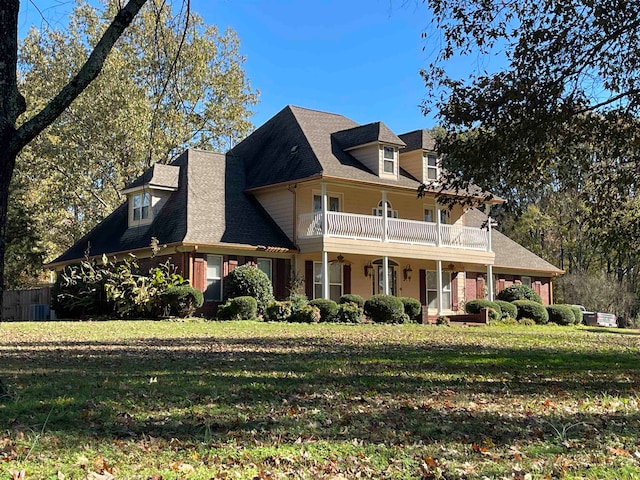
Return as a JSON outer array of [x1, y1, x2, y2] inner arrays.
[[348, 144, 381, 175], [398, 150, 423, 183], [254, 188, 295, 240]]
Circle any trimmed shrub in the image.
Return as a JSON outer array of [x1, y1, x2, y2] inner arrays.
[[224, 265, 274, 315], [163, 285, 204, 318], [496, 284, 543, 304], [494, 300, 518, 320], [363, 295, 405, 323], [265, 301, 292, 322], [400, 297, 422, 321], [513, 300, 549, 324], [493, 316, 519, 326], [288, 293, 308, 312], [217, 296, 257, 321], [465, 299, 502, 322], [335, 303, 362, 323], [436, 315, 450, 326], [309, 298, 339, 322], [290, 304, 321, 323], [569, 305, 584, 325], [519, 317, 536, 326], [546, 304, 575, 326], [339, 294, 365, 309]]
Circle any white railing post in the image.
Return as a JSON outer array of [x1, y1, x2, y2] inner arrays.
[[383, 256, 389, 295], [487, 215, 493, 252], [382, 191, 388, 242], [435, 201, 442, 247], [436, 260, 443, 315], [487, 263, 494, 300], [322, 250, 329, 299], [321, 183, 328, 237]]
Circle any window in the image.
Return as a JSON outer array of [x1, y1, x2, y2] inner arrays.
[[132, 192, 151, 221], [313, 194, 340, 212], [521, 276, 532, 288], [373, 200, 398, 218], [383, 146, 396, 174], [426, 270, 452, 310], [257, 258, 272, 282], [440, 209, 448, 224], [424, 153, 439, 181], [424, 207, 447, 224], [313, 262, 342, 301], [205, 255, 223, 301]]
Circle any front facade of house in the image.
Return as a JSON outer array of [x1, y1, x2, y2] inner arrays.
[[50, 106, 563, 318]]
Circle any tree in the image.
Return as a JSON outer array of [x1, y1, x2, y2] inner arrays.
[[420, 0, 640, 321], [0, 0, 182, 315], [4, 1, 257, 283]]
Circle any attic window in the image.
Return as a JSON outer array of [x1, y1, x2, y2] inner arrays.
[[133, 192, 150, 221], [424, 153, 439, 180], [383, 146, 396, 174]]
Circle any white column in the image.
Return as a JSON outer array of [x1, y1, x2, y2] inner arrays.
[[322, 250, 329, 299], [382, 190, 388, 242], [487, 264, 494, 301], [436, 260, 443, 315], [321, 182, 328, 236], [435, 201, 442, 247], [383, 256, 389, 295], [487, 215, 493, 252]]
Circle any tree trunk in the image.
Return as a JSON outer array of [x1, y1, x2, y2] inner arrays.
[[0, 150, 16, 320]]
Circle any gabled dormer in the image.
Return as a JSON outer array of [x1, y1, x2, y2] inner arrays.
[[332, 122, 406, 180], [121, 163, 180, 228], [398, 129, 440, 184]]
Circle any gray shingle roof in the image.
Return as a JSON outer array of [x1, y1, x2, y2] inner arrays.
[[332, 122, 406, 150], [398, 129, 436, 152], [464, 208, 564, 274], [123, 163, 180, 191]]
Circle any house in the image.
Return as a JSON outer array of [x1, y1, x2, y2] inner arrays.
[[49, 105, 563, 319]]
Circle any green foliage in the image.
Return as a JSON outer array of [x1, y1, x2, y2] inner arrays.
[[217, 296, 257, 321], [308, 298, 338, 323], [496, 284, 543, 304], [288, 293, 309, 313], [225, 265, 274, 315], [436, 315, 451, 326], [569, 305, 584, 325], [400, 297, 422, 321], [465, 299, 502, 322], [51, 258, 111, 318], [546, 304, 576, 326], [513, 300, 549, 324], [162, 285, 204, 318], [335, 303, 362, 323], [363, 295, 405, 324], [339, 294, 365, 308], [265, 301, 293, 322], [519, 318, 537, 326], [14, 0, 258, 277], [289, 305, 321, 324], [495, 300, 518, 320]]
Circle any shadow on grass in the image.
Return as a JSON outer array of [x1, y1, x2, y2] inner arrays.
[[1, 333, 639, 448]]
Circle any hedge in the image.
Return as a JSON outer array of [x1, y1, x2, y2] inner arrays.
[[217, 296, 257, 321], [547, 304, 576, 326], [308, 298, 339, 322], [225, 265, 274, 314], [339, 294, 365, 309], [569, 305, 584, 325], [265, 301, 292, 322], [400, 297, 422, 321], [496, 284, 543, 304], [335, 303, 362, 323], [465, 299, 502, 322], [494, 300, 518, 320], [289, 304, 321, 323], [513, 299, 549, 324], [363, 295, 405, 323], [163, 285, 204, 318]]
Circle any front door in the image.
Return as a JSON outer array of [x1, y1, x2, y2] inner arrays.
[[375, 265, 397, 296]]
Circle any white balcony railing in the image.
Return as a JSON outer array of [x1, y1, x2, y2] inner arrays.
[[297, 211, 489, 251]]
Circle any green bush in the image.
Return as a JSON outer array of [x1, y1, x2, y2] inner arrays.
[[339, 294, 364, 308], [363, 295, 405, 323], [546, 304, 575, 326], [162, 285, 204, 318], [496, 284, 543, 304], [436, 315, 450, 326], [289, 304, 320, 323], [265, 301, 292, 322], [493, 316, 519, 326], [494, 300, 518, 319], [225, 265, 274, 315], [52, 260, 111, 318], [288, 293, 308, 312], [519, 317, 536, 326], [217, 296, 257, 321], [400, 297, 422, 321], [335, 303, 361, 323], [569, 305, 584, 325], [308, 298, 339, 322], [465, 299, 502, 322], [513, 300, 549, 324]]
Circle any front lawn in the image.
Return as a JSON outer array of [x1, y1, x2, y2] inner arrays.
[[1, 321, 639, 479]]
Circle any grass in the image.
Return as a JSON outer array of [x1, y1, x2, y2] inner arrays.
[[0, 321, 639, 479]]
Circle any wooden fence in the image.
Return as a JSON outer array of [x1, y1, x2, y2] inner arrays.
[[2, 287, 52, 321]]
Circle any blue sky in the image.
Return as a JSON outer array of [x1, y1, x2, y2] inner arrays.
[[17, 0, 479, 133]]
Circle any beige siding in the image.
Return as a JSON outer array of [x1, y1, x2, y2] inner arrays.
[[399, 150, 423, 182], [348, 144, 381, 176], [254, 188, 295, 240]]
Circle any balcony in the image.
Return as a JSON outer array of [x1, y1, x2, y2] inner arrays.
[[297, 211, 489, 251]]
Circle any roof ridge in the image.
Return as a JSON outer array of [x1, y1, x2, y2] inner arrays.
[[287, 104, 353, 119]]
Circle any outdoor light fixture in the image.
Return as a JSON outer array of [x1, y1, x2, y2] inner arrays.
[[364, 262, 373, 277], [403, 264, 413, 281]]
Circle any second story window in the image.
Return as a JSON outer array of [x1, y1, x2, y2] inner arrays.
[[132, 192, 151, 221], [374, 200, 398, 218], [383, 146, 396, 174], [424, 153, 439, 181]]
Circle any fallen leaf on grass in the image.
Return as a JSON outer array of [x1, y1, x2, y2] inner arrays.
[[608, 447, 630, 456], [9, 469, 26, 480]]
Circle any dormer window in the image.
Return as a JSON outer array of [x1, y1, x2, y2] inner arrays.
[[132, 192, 151, 221], [383, 146, 396, 174], [424, 153, 439, 180]]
